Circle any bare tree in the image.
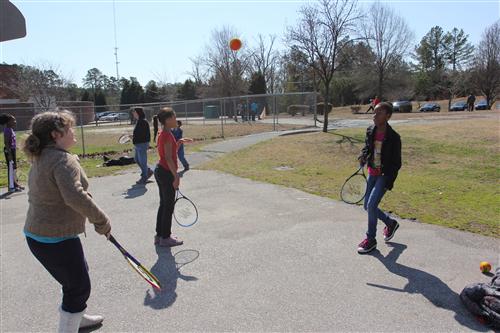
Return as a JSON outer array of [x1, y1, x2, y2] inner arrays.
[[202, 26, 253, 98], [472, 20, 500, 109], [251, 34, 281, 93], [188, 55, 208, 86], [361, 2, 414, 98], [287, 0, 361, 132], [14, 63, 69, 111]]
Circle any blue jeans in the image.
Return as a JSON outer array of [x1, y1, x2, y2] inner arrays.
[[364, 175, 394, 240], [134, 142, 150, 179], [178, 144, 189, 169]]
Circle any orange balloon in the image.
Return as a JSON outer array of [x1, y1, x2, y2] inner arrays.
[[229, 38, 242, 51]]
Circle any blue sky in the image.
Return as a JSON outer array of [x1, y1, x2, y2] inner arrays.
[[1, 0, 499, 86]]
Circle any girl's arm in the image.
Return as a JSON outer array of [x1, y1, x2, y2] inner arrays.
[[53, 155, 111, 235], [163, 139, 180, 188]]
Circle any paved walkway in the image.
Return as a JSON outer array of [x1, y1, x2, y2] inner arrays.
[[1, 126, 498, 332]]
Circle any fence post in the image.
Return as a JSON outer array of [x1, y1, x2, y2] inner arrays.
[[219, 99, 224, 139], [314, 92, 318, 128], [202, 101, 205, 125], [79, 108, 86, 157], [185, 101, 188, 125], [273, 95, 276, 131], [276, 95, 280, 129]]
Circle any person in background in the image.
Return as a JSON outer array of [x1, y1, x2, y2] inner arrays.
[[467, 94, 476, 112], [1, 113, 23, 192], [366, 96, 381, 113], [171, 120, 191, 171], [132, 108, 153, 184]]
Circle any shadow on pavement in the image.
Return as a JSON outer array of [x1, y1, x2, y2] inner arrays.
[[79, 323, 103, 333], [143, 247, 198, 310], [368, 243, 488, 332], [123, 183, 149, 199]]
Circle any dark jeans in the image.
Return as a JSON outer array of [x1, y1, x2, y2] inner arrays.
[[26, 237, 90, 313], [154, 165, 175, 239]]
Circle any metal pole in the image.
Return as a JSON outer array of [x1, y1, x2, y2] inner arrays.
[[220, 99, 224, 139], [185, 101, 188, 125], [313, 92, 318, 127], [79, 108, 86, 157], [276, 95, 279, 130], [202, 101, 205, 125], [273, 95, 276, 131], [223, 99, 227, 124], [246, 96, 249, 124]]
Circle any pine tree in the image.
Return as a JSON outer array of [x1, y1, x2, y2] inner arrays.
[[177, 79, 197, 100], [444, 28, 475, 71]]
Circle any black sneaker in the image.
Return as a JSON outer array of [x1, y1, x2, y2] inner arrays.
[[357, 238, 377, 254], [384, 220, 400, 242]]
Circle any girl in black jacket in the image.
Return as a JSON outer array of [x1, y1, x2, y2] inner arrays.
[[132, 108, 153, 184], [357, 102, 402, 254]]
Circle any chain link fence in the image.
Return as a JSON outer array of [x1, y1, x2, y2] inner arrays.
[[0, 92, 318, 157]]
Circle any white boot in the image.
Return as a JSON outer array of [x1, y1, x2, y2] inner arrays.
[[79, 313, 104, 329], [58, 308, 84, 333]]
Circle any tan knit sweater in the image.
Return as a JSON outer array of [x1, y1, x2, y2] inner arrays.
[[24, 146, 111, 237]]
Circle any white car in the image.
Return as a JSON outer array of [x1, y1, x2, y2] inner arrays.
[[100, 112, 129, 121]]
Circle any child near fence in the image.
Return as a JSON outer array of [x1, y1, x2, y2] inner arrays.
[[1, 113, 24, 192]]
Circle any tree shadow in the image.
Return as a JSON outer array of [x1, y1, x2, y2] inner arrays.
[[368, 243, 488, 331], [143, 247, 198, 310]]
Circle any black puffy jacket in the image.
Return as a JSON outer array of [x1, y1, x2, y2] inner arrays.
[[359, 124, 402, 190], [132, 118, 151, 144]]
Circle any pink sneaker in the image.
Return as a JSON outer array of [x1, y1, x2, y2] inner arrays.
[[159, 236, 183, 247]]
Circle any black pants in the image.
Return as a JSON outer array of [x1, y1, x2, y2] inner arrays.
[[26, 237, 90, 313], [154, 165, 175, 239]]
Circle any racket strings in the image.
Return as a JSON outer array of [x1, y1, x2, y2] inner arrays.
[[174, 198, 198, 227], [341, 175, 366, 204]]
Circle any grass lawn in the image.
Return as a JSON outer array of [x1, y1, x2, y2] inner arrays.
[[200, 118, 500, 238], [0, 121, 307, 188]]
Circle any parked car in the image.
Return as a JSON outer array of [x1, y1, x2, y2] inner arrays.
[[99, 113, 117, 121], [475, 100, 489, 110], [95, 111, 115, 120], [449, 101, 468, 111], [392, 101, 412, 113], [419, 102, 440, 112], [100, 112, 129, 121]]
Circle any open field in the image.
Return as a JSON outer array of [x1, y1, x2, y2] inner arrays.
[[0, 122, 307, 188], [328, 98, 499, 119], [200, 117, 500, 238]]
